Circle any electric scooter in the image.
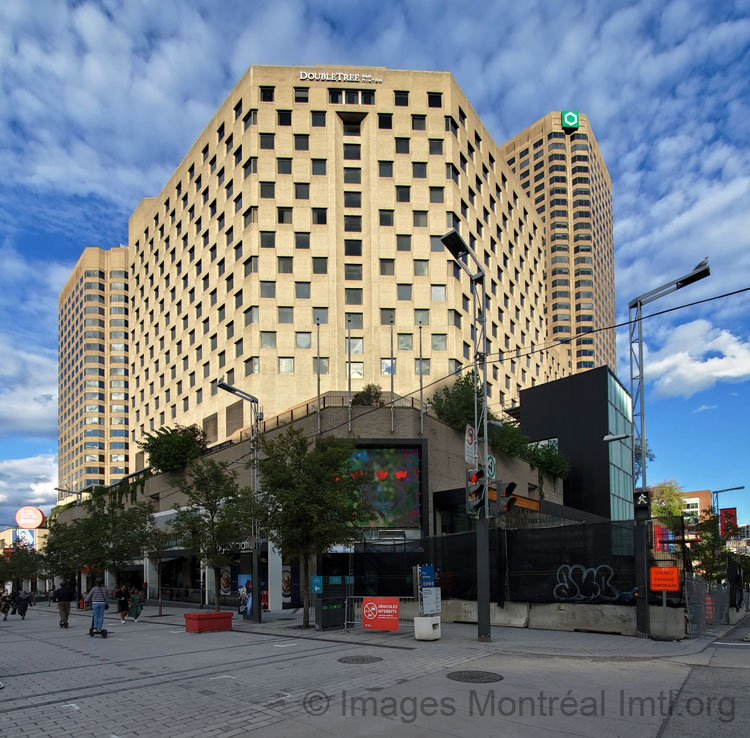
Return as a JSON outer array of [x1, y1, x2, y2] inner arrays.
[[88, 609, 108, 638]]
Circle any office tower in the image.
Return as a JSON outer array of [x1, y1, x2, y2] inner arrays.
[[127, 65, 571, 451], [57, 247, 130, 502], [501, 111, 616, 373]]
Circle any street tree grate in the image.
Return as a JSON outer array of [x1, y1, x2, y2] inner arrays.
[[338, 655, 384, 664], [446, 670, 504, 683]]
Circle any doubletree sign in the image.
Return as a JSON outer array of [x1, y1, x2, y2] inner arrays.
[[561, 110, 580, 130]]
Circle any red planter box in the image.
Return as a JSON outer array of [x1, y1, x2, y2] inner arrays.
[[184, 611, 233, 633]]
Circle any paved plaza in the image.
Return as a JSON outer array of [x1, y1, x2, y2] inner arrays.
[[1, 603, 747, 737]]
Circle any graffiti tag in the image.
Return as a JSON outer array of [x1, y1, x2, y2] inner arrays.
[[553, 564, 620, 603]]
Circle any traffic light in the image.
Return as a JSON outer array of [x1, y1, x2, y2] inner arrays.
[[466, 468, 486, 517], [497, 481, 517, 513]]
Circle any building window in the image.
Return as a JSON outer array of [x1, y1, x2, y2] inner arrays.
[[396, 186, 410, 202], [260, 86, 274, 102], [295, 182, 310, 199], [379, 161, 393, 177], [313, 307, 328, 324], [313, 357, 329, 374], [343, 144, 361, 160], [311, 110, 325, 126], [344, 239, 362, 256], [396, 234, 411, 251], [312, 159, 327, 175], [312, 257, 328, 274], [277, 158, 292, 174], [397, 284, 412, 300], [296, 332, 312, 349], [346, 361, 364, 378], [411, 115, 426, 130], [260, 332, 276, 348], [432, 334, 447, 350], [380, 259, 395, 276], [260, 182, 275, 198], [429, 139, 443, 155], [278, 256, 293, 273], [294, 134, 309, 151], [277, 207, 293, 224], [345, 264, 362, 280], [260, 281, 276, 298], [378, 113, 392, 129], [345, 288, 363, 305], [277, 110, 292, 126], [344, 215, 362, 232], [414, 309, 430, 325], [344, 191, 362, 208], [278, 307, 294, 323], [245, 357, 259, 375], [295, 281, 311, 299], [413, 211, 428, 227], [415, 358, 431, 375], [380, 308, 395, 325], [259, 133, 274, 149], [260, 231, 275, 248], [395, 138, 410, 154], [279, 357, 294, 374], [295, 87, 309, 103], [394, 90, 409, 106], [312, 208, 327, 224], [427, 92, 442, 108], [431, 285, 446, 301]]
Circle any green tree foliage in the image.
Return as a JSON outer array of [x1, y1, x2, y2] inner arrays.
[[650, 479, 685, 517], [171, 458, 256, 612], [4, 546, 45, 589], [255, 428, 373, 627], [634, 439, 655, 480], [430, 371, 570, 482], [78, 488, 155, 576], [44, 518, 88, 582], [352, 383, 384, 407], [137, 424, 207, 473], [690, 509, 727, 583]]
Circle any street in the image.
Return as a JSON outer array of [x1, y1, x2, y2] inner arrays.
[[0, 604, 747, 737]]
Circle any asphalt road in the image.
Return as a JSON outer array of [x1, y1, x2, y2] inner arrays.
[[0, 604, 747, 737]]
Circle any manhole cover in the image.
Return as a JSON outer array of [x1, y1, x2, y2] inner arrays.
[[446, 670, 503, 683], [338, 655, 384, 664]]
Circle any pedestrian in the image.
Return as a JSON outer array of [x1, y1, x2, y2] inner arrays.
[[114, 585, 129, 624], [15, 589, 31, 620], [0, 591, 12, 621], [53, 581, 75, 628], [84, 578, 109, 633], [128, 586, 143, 622]]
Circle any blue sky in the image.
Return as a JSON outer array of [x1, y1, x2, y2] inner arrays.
[[0, 0, 748, 527]]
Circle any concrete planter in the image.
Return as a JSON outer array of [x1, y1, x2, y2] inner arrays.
[[414, 615, 441, 641], [184, 611, 233, 633]]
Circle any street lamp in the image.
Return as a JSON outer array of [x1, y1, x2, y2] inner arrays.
[[711, 486, 745, 516], [217, 378, 263, 622], [441, 229, 491, 642], [628, 257, 710, 638], [629, 258, 710, 496], [603, 433, 630, 443]]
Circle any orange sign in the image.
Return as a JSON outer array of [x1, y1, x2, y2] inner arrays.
[[362, 597, 400, 631], [15, 506, 45, 529], [649, 566, 680, 591]]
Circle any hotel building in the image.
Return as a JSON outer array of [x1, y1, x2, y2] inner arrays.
[[125, 65, 579, 452], [501, 111, 616, 372], [57, 247, 130, 500]]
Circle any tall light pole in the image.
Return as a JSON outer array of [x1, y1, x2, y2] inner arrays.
[[441, 229, 490, 641], [712, 486, 745, 517], [629, 258, 710, 496], [217, 378, 263, 622], [627, 257, 710, 638]]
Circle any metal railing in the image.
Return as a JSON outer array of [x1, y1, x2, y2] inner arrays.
[[344, 596, 417, 631]]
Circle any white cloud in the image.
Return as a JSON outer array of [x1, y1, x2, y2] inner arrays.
[[0, 453, 58, 527], [645, 319, 750, 398], [692, 404, 717, 413]]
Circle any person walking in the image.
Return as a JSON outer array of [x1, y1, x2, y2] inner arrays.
[[0, 591, 12, 621], [15, 589, 31, 620], [114, 585, 129, 624], [128, 586, 143, 622], [84, 578, 109, 633], [53, 581, 75, 628]]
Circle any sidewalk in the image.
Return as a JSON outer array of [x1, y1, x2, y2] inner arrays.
[[87, 600, 745, 660]]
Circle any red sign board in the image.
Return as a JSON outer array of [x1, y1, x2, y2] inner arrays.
[[720, 508, 738, 538], [649, 566, 680, 592], [362, 597, 400, 631]]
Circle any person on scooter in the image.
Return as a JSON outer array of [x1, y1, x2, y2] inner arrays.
[[84, 578, 109, 633]]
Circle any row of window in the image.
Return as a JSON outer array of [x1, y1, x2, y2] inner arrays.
[[256, 86, 442, 109]]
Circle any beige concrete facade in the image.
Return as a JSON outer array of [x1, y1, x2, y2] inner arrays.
[[502, 112, 616, 373], [58, 247, 130, 500], [127, 65, 571, 448]]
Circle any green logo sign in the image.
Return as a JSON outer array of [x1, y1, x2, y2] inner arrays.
[[561, 110, 579, 129]]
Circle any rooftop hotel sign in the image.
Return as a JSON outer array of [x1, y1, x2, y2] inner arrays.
[[300, 70, 383, 84]]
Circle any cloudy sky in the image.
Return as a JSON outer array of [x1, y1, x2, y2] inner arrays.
[[0, 0, 748, 527]]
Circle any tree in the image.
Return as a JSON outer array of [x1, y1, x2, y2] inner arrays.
[[78, 488, 154, 579], [430, 371, 569, 482], [650, 479, 684, 517], [352, 383, 384, 407], [137, 424, 207, 473], [6, 547, 45, 590], [171, 458, 256, 612], [143, 522, 174, 617], [634, 439, 655, 480], [44, 518, 87, 584], [689, 509, 727, 583], [255, 428, 373, 628]]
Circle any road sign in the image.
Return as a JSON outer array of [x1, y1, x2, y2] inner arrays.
[[486, 455, 496, 480], [310, 576, 323, 594], [464, 425, 475, 463], [362, 597, 400, 631], [649, 566, 680, 592]]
